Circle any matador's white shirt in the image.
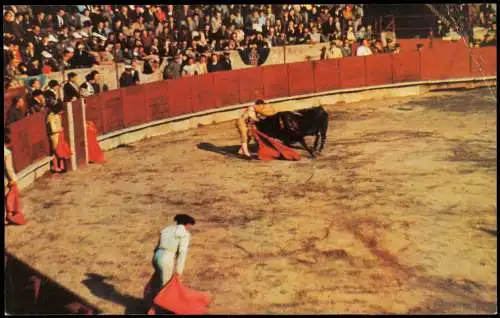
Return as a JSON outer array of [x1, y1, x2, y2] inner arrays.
[[158, 224, 191, 274]]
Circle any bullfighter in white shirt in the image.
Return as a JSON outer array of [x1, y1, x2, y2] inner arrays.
[[153, 214, 196, 286]]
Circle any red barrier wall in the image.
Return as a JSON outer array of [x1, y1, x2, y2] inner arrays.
[[191, 74, 216, 112], [9, 118, 33, 172], [213, 71, 240, 108], [100, 90, 124, 134], [365, 54, 394, 86], [9, 111, 50, 172], [470, 47, 497, 76], [421, 45, 471, 80], [238, 68, 264, 103], [84, 95, 104, 135], [168, 77, 193, 117], [393, 51, 421, 82], [121, 85, 148, 128], [429, 39, 464, 51], [313, 59, 341, 93], [288, 61, 315, 96], [339, 56, 366, 89], [144, 81, 170, 121], [262, 64, 289, 99], [398, 39, 431, 52]]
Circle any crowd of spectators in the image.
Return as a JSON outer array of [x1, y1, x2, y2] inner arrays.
[[470, 3, 496, 47], [427, 4, 496, 47], [4, 4, 375, 82], [3, 4, 496, 127]]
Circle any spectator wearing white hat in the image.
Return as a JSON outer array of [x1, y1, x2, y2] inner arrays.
[[99, 44, 114, 64], [119, 64, 140, 88], [57, 47, 75, 71]]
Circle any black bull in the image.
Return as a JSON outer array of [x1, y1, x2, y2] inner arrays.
[[255, 106, 329, 158]]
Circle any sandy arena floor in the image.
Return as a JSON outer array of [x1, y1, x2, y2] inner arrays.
[[5, 87, 497, 314]]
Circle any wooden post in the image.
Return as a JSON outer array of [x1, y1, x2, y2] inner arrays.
[[65, 102, 77, 171], [81, 98, 89, 164]]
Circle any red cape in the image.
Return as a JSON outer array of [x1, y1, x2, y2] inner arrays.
[[147, 274, 211, 315], [55, 131, 72, 159], [5, 184, 26, 225], [86, 121, 105, 164], [251, 127, 301, 161]]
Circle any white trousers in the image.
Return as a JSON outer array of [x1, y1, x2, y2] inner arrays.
[[154, 249, 175, 286]]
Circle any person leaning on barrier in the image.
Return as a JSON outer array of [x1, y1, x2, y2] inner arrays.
[[392, 43, 401, 55], [44, 80, 61, 107], [80, 70, 108, 97], [119, 64, 140, 88], [63, 72, 81, 102], [327, 41, 344, 59], [220, 50, 232, 71], [27, 78, 42, 102], [163, 54, 182, 80], [28, 90, 46, 115], [356, 38, 373, 56], [6, 96, 27, 126]]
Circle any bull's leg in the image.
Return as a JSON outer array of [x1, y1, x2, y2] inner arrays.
[[299, 138, 316, 158], [313, 132, 321, 152], [318, 123, 328, 153]]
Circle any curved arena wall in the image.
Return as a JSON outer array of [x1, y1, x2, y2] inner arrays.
[[8, 45, 496, 191]]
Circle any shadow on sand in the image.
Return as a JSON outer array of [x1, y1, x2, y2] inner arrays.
[[81, 273, 174, 314], [197, 142, 258, 159]]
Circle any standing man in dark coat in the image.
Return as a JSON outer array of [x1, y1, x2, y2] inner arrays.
[[207, 53, 225, 73], [220, 50, 232, 71], [28, 90, 46, 114], [44, 80, 61, 107], [163, 54, 183, 80], [63, 72, 80, 102], [119, 65, 140, 88]]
